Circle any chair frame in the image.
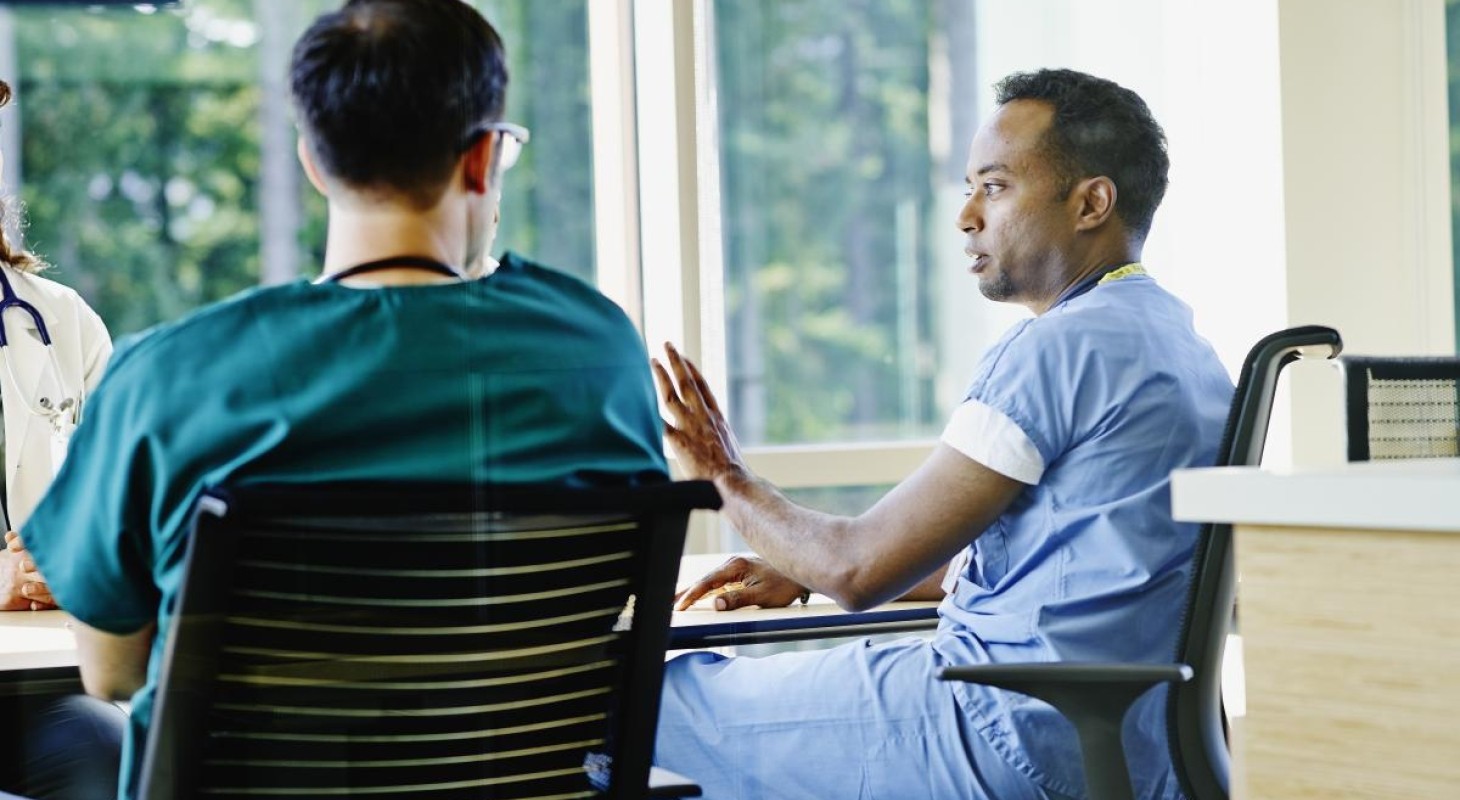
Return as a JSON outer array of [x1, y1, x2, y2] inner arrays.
[[136, 480, 719, 800], [940, 325, 1343, 800], [1340, 355, 1460, 462]]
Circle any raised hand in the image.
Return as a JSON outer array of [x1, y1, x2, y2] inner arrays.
[[650, 343, 747, 485]]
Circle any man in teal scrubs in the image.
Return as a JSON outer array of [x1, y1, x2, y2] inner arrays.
[[23, 2, 666, 797]]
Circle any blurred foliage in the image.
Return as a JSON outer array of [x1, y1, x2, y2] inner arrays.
[[715, 0, 939, 445], [7, 0, 947, 450], [9, 0, 593, 336]]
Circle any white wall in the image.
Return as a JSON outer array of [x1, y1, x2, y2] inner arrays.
[[1277, 0, 1455, 464]]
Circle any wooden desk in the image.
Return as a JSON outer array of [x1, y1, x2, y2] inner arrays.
[[1174, 458, 1460, 799]]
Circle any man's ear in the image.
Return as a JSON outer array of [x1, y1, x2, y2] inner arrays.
[[462, 132, 497, 195], [297, 137, 329, 196], [1072, 176, 1117, 232]]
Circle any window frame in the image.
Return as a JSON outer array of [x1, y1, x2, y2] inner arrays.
[[588, 0, 938, 550]]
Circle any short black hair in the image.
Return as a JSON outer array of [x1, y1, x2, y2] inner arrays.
[[994, 68, 1169, 239], [290, 0, 508, 207]]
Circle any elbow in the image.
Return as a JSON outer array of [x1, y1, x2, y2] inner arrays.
[[834, 586, 895, 614], [835, 591, 878, 614], [813, 524, 899, 612], [822, 565, 891, 613], [80, 670, 143, 702]]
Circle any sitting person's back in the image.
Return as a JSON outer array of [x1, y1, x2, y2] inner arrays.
[[21, 3, 665, 798]]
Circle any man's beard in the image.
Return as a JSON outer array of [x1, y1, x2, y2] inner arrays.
[[978, 268, 1015, 302]]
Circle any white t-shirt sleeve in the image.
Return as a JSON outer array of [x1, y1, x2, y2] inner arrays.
[[939, 399, 1045, 485]]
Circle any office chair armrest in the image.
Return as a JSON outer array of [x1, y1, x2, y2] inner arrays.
[[649, 766, 703, 798], [939, 661, 1192, 688], [938, 662, 1192, 800]]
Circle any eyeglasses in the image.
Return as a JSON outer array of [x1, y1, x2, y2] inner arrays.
[[464, 121, 530, 172]]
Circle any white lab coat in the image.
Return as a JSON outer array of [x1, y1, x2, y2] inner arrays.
[[0, 266, 111, 529]]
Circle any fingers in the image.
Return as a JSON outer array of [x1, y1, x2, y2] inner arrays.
[[711, 584, 752, 611], [5, 532, 22, 553], [21, 581, 52, 608], [673, 557, 749, 611], [674, 574, 726, 611], [650, 357, 680, 411], [662, 344, 711, 417], [680, 352, 723, 416]]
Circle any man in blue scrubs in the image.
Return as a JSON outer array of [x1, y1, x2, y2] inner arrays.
[[23, 2, 666, 798], [655, 69, 1233, 799]]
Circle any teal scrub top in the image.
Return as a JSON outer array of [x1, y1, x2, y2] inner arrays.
[[24, 252, 669, 797]]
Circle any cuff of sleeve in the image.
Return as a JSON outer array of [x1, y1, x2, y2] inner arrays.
[[940, 400, 1045, 485]]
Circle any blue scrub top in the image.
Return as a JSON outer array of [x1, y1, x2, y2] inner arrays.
[[24, 252, 669, 798], [935, 274, 1233, 796]]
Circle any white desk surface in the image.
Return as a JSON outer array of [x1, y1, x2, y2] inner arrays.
[[0, 610, 76, 671], [1172, 457, 1460, 532], [0, 554, 941, 672], [670, 553, 941, 645]]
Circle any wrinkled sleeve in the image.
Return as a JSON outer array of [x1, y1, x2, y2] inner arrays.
[[943, 324, 1077, 484], [941, 400, 1044, 484]]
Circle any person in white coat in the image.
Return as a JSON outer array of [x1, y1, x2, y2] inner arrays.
[[0, 265, 112, 530], [0, 79, 122, 800]]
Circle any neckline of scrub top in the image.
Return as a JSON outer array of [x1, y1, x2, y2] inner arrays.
[[1051, 262, 1146, 309], [320, 256, 464, 284]]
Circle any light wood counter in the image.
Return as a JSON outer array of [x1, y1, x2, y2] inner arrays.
[[1173, 459, 1460, 799]]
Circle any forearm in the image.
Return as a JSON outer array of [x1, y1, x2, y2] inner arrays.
[[714, 469, 890, 611], [73, 619, 154, 701], [654, 348, 1015, 611]]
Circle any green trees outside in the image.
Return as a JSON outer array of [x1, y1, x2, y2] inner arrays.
[[10, 0, 311, 335], [6, 0, 592, 337], [714, 0, 970, 446], [4, 0, 968, 457]]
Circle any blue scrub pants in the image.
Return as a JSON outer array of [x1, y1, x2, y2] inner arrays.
[[654, 637, 1072, 800], [0, 694, 125, 800]]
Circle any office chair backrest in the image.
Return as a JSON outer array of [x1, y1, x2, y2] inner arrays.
[[1341, 355, 1460, 461], [137, 480, 720, 800], [1168, 325, 1342, 800]]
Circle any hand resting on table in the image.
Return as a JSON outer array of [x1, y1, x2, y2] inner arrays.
[[674, 554, 807, 612], [1, 531, 55, 611]]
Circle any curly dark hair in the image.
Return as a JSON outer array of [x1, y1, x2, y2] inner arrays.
[[0, 80, 44, 273], [994, 68, 1169, 239], [290, 0, 509, 208]]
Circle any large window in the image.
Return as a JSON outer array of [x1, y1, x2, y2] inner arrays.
[[6, 0, 1290, 552], [1, 3, 975, 518], [1, 0, 593, 336], [714, 0, 955, 447]]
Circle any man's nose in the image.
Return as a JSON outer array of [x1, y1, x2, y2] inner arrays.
[[957, 195, 980, 232]]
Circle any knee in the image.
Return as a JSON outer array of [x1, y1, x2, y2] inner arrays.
[[22, 694, 125, 800], [34, 695, 126, 751]]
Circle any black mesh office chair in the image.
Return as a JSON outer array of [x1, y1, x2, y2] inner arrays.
[[136, 481, 720, 800], [1341, 355, 1460, 461], [939, 325, 1343, 800]]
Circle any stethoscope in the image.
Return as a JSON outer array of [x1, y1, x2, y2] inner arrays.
[[0, 268, 78, 428]]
